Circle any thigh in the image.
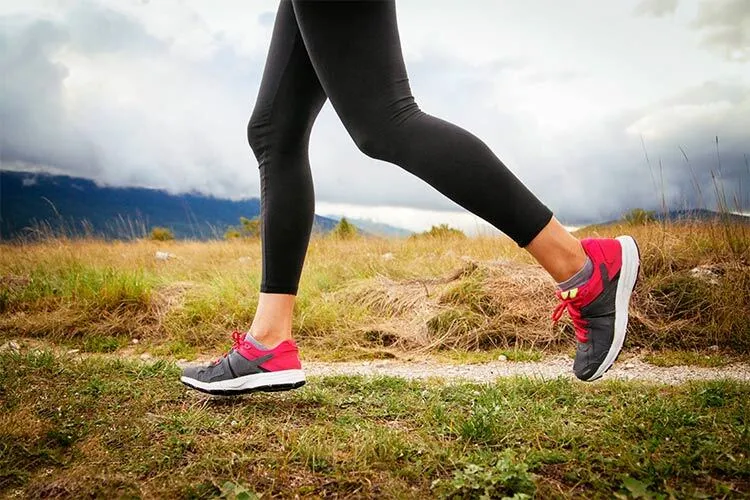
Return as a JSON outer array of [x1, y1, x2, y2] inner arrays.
[[291, 0, 417, 126], [251, 1, 326, 133]]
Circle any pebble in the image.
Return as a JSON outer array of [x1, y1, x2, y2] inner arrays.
[[139, 353, 152, 360], [0, 341, 20, 353], [689, 265, 720, 285], [131, 338, 140, 345], [497, 354, 508, 362], [154, 251, 175, 261]]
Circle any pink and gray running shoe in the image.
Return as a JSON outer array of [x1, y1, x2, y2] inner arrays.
[[553, 236, 640, 381], [181, 331, 305, 395]]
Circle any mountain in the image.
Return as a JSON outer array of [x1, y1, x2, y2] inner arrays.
[[653, 209, 750, 224], [327, 216, 412, 238], [587, 208, 750, 229], [0, 171, 338, 240]]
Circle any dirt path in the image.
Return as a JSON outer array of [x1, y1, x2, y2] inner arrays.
[[4, 339, 748, 385], [173, 355, 750, 385], [298, 356, 750, 385]]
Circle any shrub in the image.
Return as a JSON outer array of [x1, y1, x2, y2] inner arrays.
[[414, 224, 466, 239], [239, 217, 261, 238], [332, 217, 358, 239], [150, 227, 174, 241], [623, 208, 656, 225]]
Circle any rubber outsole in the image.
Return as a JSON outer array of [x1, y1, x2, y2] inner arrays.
[[181, 379, 306, 396]]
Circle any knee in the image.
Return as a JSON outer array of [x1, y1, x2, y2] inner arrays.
[[247, 109, 268, 162], [347, 119, 397, 161], [352, 131, 391, 160], [345, 103, 422, 161]]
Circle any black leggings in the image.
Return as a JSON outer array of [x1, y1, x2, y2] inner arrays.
[[248, 1, 553, 294]]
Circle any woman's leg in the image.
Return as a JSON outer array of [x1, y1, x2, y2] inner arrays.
[[246, 1, 327, 346], [291, 1, 640, 382], [291, 1, 564, 253], [181, 1, 323, 394]]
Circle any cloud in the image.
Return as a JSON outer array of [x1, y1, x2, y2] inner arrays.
[[258, 11, 275, 27], [0, 18, 98, 176], [634, 0, 679, 17], [692, 0, 750, 61], [1, 0, 749, 230], [64, 3, 166, 55], [0, 5, 264, 198], [548, 80, 750, 223]]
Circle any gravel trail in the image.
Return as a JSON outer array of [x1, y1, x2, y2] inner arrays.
[[301, 356, 750, 385]]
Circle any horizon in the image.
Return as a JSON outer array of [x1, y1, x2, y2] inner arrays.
[[2, 168, 747, 240]]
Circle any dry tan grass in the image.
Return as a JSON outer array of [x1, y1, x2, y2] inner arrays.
[[341, 260, 562, 351], [1, 220, 748, 356]]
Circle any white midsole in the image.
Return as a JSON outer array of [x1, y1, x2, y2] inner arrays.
[[589, 235, 640, 380], [181, 369, 306, 392]]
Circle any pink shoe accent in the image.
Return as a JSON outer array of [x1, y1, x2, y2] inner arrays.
[[552, 238, 624, 342], [236, 335, 302, 371]]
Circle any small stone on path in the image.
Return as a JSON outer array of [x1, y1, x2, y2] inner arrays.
[[0, 341, 20, 353]]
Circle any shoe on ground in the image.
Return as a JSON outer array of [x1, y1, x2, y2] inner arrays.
[[181, 331, 305, 395], [553, 236, 640, 381]]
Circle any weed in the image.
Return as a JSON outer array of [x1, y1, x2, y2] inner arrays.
[[433, 450, 536, 499]]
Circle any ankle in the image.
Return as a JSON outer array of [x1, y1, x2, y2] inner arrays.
[[557, 255, 593, 290], [525, 217, 588, 282], [249, 329, 292, 348]]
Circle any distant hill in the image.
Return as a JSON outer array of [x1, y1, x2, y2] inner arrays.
[[328, 216, 412, 238], [653, 209, 750, 224], [0, 170, 339, 240], [587, 209, 750, 229]]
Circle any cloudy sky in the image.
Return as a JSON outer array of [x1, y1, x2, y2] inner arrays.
[[1, 0, 748, 233]]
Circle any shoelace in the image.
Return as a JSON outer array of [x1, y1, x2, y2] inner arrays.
[[213, 330, 244, 364], [552, 295, 589, 343]]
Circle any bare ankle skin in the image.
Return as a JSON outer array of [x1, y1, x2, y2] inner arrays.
[[524, 217, 588, 283], [248, 292, 295, 347]]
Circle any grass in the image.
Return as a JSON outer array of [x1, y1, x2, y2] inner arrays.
[[1, 221, 748, 361], [643, 349, 738, 368], [1, 350, 748, 498]]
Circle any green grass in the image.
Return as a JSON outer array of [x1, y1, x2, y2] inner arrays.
[[2, 351, 748, 498], [643, 349, 736, 368]]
